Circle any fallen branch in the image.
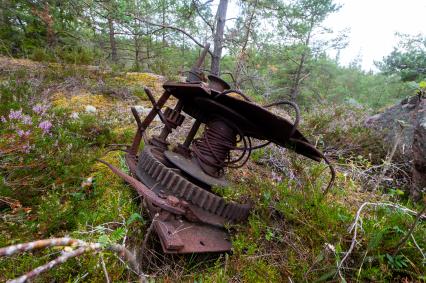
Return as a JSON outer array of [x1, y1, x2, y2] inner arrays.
[[0, 238, 84, 257], [393, 205, 426, 255], [9, 246, 91, 283], [0, 238, 147, 282], [336, 202, 425, 280]]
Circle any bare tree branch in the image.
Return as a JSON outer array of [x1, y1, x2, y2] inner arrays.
[[132, 15, 212, 55], [0, 238, 147, 282], [336, 202, 426, 280], [9, 246, 92, 283], [192, 0, 214, 32]]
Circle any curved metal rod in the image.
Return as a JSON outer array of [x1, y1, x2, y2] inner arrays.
[[263, 100, 300, 138], [219, 72, 236, 85], [97, 159, 185, 215], [263, 100, 335, 194], [289, 139, 336, 195]]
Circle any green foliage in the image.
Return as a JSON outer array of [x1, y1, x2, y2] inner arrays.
[[0, 63, 145, 281], [377, 33, 426, 82]]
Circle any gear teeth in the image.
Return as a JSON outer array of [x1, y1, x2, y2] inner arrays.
[[173, 179, 184, 194], [198, 192, 208, 207], [216, 199, 226, 215], [137, 146, 251, 223], [210, 197, 220, 213], [160, 171, 171, 186], [193, 189, 204, 205], [169, 175, 179, 191], [182, 183, 192, 199], [145, 158, 153, 171], [152, 163, 162, 179], [147, 162, 156, 175], [177, 180, 188, 197], [184, 186, 194, 200], [221, 205, 230, 218], [156, 167, 167, 182], [204, 195, 214, 211]]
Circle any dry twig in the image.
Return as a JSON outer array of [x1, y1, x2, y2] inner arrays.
[[0, 237, 147, 282], [336, 202, 425, 280]]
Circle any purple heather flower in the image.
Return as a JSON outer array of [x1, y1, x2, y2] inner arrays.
[[8, 109, 23, 120], [0, 116, 6, 123], [22, 143, 31, 154], [32, 104, 49, 115], [38, 120, 53, 134], [17, 129, 31, 138], [22, 115, 33, 125]]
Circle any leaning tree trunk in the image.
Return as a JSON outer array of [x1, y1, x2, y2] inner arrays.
[[211, 0, 228, 75], [234, 1, 257, 88], [290, 52, 307, 101], [289, 19, 313, 101], [108, 17, 118, 63]]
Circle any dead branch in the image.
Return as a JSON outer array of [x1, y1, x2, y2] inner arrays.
[[0, 238, 147, 282], [191, 0, 215, 32], [132, 15, 211, 54], [0, 238, 84, 257], [140, 213, 158, 258], [9, 246, 91, 283], [393, 204, 426, 255], [336, 202, 426, 280]]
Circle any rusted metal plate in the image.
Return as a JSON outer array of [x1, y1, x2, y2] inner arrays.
[[161, 82, 322, 162], [164, 150, 228, 187], [154, 217, 232, 254]]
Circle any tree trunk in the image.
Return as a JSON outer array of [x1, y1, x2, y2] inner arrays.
[[31, 3, 56, 48], [290, 52, 307, 101], [108, 17, 118, 63], [289, 20, 313, 101], [134, 35, 140, 70], [234, 1, 257, 88], [162, 0, 166, 46], [211, 0, 228, 75]]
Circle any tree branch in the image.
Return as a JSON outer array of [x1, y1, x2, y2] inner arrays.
[[336, 202, 426, 280], [192, 0, 214, 32], [132, 15, 212, 55], [0, 238, 147, 282]]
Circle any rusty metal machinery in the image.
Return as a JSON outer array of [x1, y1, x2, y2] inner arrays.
[[100, 44, 335, 254]]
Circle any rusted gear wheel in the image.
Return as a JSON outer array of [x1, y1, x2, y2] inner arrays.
[[135, 145, 251, 224]]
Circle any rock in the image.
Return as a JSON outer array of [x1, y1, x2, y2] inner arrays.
[[366, 95, 425, 200], [365, 96, 421, 161], [364, 113, 382, 126], [133, 105, 160, 121], [411, 99, 426, 201], [85, 105, 97, 113], [70, 112, 79, 119], [133, 105, 150, 116]]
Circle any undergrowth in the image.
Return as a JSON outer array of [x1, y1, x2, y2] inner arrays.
[[0, 57, 424, 282]]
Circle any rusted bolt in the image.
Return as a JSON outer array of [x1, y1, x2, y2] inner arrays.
[[166, 195, 180, 207], [180, 200, 189, 208]]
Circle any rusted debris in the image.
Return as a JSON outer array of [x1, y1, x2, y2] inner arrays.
[[100, 44, 335, 254]]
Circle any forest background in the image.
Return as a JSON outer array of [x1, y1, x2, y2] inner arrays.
[[0, 0, 425, 282]]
